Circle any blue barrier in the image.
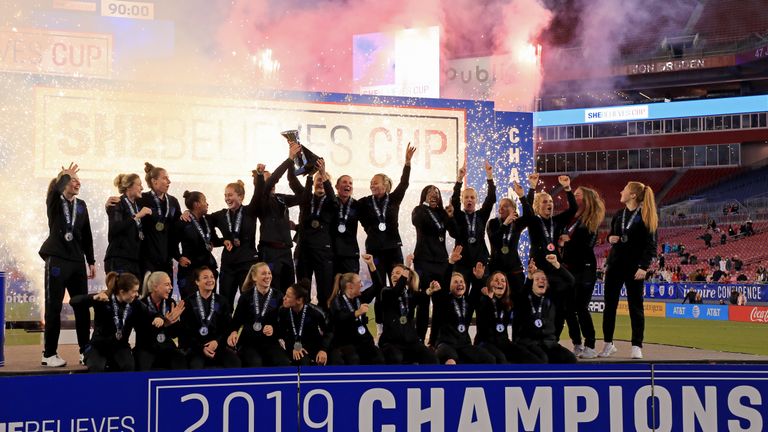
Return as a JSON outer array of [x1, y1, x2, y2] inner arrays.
[[593, 282, 768, 302], [666, 303, 730, 320], [2, 364, 768, 431]]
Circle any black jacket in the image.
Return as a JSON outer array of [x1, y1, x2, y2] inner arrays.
[[177, 214, 221, 272], [379, 277, 427, 345], [179, 292, 233, 352], [39, 174, 95, 264], [332, 197, 360, 258], [519, 189, 577, 274], [358, 165, 411, 251], [606, 208, 657, 272], [105, 195, 142, 262], [329, 272, 383, 347], [209, 201, 260, 267], [256, 159, 303, 248], [277, 304, 332, 354], [134, 296, 183, 350], [230, 287, 284, 347], [514, 266, 574, 348], [412, 204, 457, 264], [137, 191, 182, 266], [70, 293, 138, 349], [450, 179, 497, 267], [562, 220, 598, 274], [297, 179, 337, 249]]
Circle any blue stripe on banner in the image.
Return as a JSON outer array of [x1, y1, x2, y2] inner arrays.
[[592, 282, 768, 302], [3, 364, 768, 431], [665, 303, 729, 320]]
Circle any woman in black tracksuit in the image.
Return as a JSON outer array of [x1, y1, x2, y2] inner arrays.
[[429, 271, 495, 365], [327, 254, 384, 365], [561, 186, 605, 359], [295, 159, 337, 310], [515, 256, 577, 364], [412, 184, 457, 344], [72, 272, 141, 372], [105, 173, 151, 281], [227, 262, 290, 367], [179, 266, 241, 369], [519, 173, 577, 338], [600, 182, 658, 360], [450, 162, 496, 284], [177, 191, 221, 299], [277, 281, 332, 366], [254, 145, 305, 291], [209, 180, 260, 307], [378, 265, 438, 365], [39, 163, 95, 367], [487, 183, 529, 295], [474, 271, 542, 363], [137, 162, 182, 281], [134, 271, 187, 370], [332, 174, 360, 274]]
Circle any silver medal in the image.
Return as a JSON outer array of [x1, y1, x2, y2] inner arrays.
[[378, 222, 387, 231], [138, 231, 145, 241], [399, 316, 407, 325], [534, 319, 543, 328], [621, 235, 629, 243], [468, 237, 477, 244], [115, 330, 123, 341], [156, 333, 166, 343], [199, 326, 209, 336], [253, 322, 263, 332], [496, 324, 505, 333], [311, 220, 320, 229], [337, 224, 346, 233], [64, 232, 74, 242], [457, 324, 466, 333], [357, 325, 366, 335]]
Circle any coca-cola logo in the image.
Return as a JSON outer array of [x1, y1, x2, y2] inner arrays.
[[750, 308, 768, 323]]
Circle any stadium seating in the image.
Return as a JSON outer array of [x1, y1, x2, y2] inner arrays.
[[660, 167, 744, 205]]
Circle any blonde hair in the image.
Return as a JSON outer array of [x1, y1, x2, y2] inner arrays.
[[226, 180, 245, 197], [144, 162, 166, 189], [532, 192, 552, 217], [113, 173, 140, 195], [241, 262, 271, 293], [373, 173, 393, 194], [329, 272, 358, 309], [461, 188, 477, 204], [577, 187, 605, 233], [393, 264, 420, 292], [627, 182, 658, 233], [142, 271, 170, 297]]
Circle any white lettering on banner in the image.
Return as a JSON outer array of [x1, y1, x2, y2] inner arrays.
[[407, 388, 445, 431], [0, 417, 135, 432], [634, 385, 672, 432], [584, 105, 649, 123], [303, 390, 334, 430], [564, 387, 599, 430], [458, 388, 492, 431], [0, 29, 112, 77], [359, 389, 396, 432], [727, 386, 763, 431], [505, 387, 553, 432], [34, 88, 465, 184], [750, 308, 768, 323], [674, 306, 685, 315], [707, 308, 720, 317], [609, 387, 624, 432], [683, 387, 718, 432]]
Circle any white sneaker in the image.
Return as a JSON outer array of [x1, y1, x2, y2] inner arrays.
[[41, 353, 67, 367], [79, 354, 85, 365], [598, 343, 618, 358], [573, 344, 584, 357], [631, 346, 643, 359], [580, 347, 598, 359]]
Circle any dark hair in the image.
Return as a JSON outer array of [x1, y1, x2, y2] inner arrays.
[[144, 162, 166, 188], [335, 174, 352, 187], [290, 279, 311, 302], [105, 271, 140, 297], [194, 266, 214, 282], [226, 180, 245, 197], [183, 190, 204, 210], [486, 271, 513, 310], [418, 185, 444, 208]]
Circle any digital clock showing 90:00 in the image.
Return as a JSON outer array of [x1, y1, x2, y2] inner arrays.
[[101, 0, 154, 20]]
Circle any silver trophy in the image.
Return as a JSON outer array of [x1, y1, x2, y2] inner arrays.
[[281, 130, 319, 176]]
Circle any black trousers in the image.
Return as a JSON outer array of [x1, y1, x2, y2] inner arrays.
[[104, 257, 142, 282], [368, 248, 404, 324], [219, 261, 254, 309], [334, 256, 360, 276], [565, 267, 598, 349], [523, 342, 578, 364], [44, 257, 90, 356], [329, 343, 385, 366], [238, 342, 291, 367], [260, 246, 295, 292], [478, 341, 544, 364], [84, 345, 135, 372], [187, 346, 242, 369], [381, 342, 438, 365], [134, 345, 187, 370], [413, 260, 450, 344], [296, 245, 334, 311], [436, 343, 496, 364], [546, 268, 574, 340], [603, 266, 645, 347], [177, 266, 218, 300]]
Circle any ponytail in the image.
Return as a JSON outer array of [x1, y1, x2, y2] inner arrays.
[[641, 186, 658, 233], [226, 180, 246, 197], [105, 271, 119, 296], [328, 273, 357, 309], [241, 262, 270, 293], [142, 271, 168, 297], [105, 271, 140, 297]]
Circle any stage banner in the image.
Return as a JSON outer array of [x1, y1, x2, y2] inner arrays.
[[2, 365, 768, 431], [617, 300, 666, 318], [592, 282, 680, 300], [729, 305, 768, 324], [666, 303, 729, 321]]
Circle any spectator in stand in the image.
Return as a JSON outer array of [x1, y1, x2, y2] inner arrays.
[[660, 266, 672, 283], [682, 287, 697, 304], [729, 289, 740, 305], [720, 233, 727, 245], [708, 219, 717, 231], [711, 265, 725, 282], [744, 220, 754, 236], [756, 266, 768, 283], [737, 274, 749, 282], [699, 232, 712, 248], [728, 225, 736, 237], [733, 256, 743, 272]]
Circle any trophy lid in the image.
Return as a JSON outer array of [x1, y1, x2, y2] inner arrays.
[[281, 129, 300, 143]]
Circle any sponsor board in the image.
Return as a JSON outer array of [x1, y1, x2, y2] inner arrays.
[[666, 304, 729, 321], [729, 306, 768, 324], [617, 300, 666, 317], [588, 301, 605, 313]]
